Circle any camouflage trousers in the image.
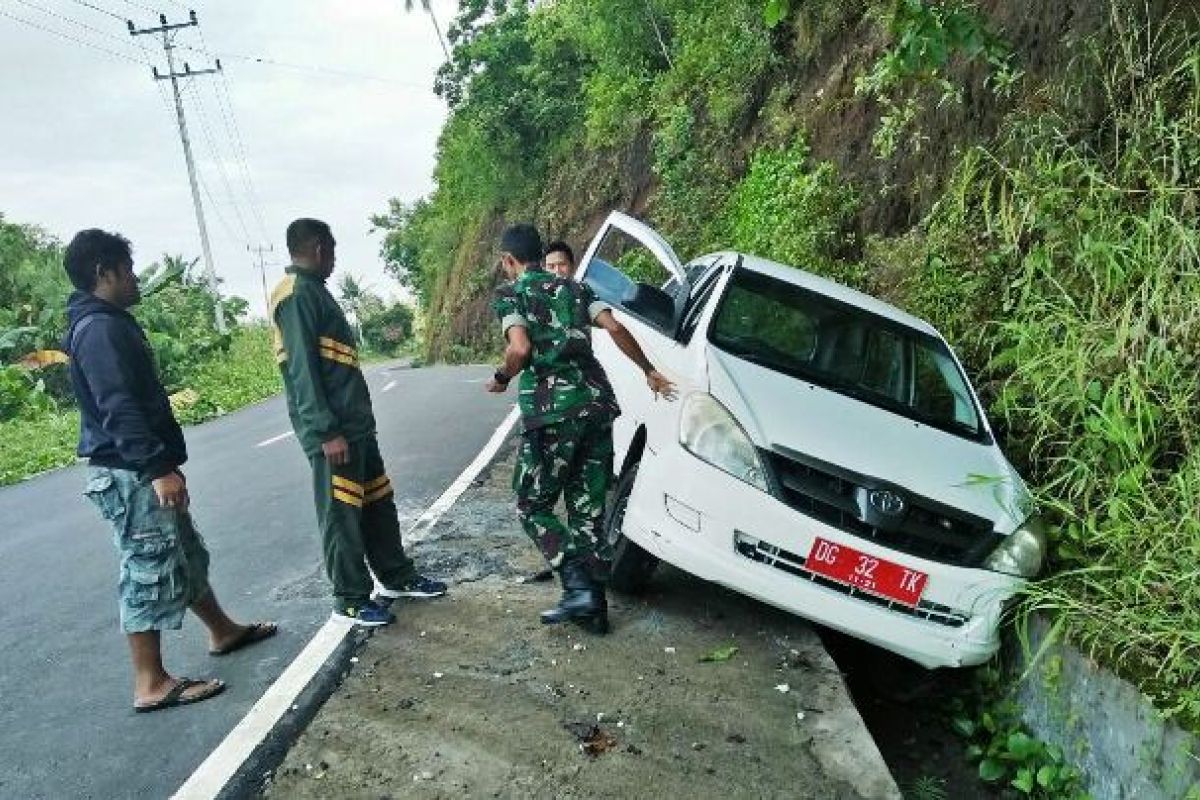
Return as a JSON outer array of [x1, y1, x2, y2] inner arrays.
[[513, 414, 615, 580]]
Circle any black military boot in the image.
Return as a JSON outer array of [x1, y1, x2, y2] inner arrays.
[[540, 558, 607, 632], [573, 583, 609, 635]]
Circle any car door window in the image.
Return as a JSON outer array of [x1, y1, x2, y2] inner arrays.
[[583, 226, 677, 333]]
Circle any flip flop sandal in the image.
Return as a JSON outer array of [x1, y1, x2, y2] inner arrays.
[[134, 678, 226, 713], [209, 622, 278, 656]]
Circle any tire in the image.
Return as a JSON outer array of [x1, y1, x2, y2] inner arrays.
[[605, 463, 659, 593]]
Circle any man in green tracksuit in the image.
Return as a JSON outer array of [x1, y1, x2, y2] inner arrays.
[[271, 218, 446, 626], [488, 224, 675, 633]]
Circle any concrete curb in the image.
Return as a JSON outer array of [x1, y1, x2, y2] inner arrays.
[[1011, 614, 1200, 800]]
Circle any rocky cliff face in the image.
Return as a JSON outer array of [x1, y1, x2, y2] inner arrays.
[[418, 0, 1170, 362]]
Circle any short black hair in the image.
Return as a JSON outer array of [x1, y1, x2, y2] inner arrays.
[[500, 223, 543, 265], [544, 240, 574, 265], [63, 229, 133, 292], [287, 218, 333, 256]]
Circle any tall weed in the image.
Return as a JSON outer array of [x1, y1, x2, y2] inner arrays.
[[892, 3, 1200, 726]]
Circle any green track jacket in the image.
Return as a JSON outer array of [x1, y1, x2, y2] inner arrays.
[[270, 266, 376, 456]]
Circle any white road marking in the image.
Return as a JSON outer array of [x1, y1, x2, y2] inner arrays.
[[382, 380, 398, 392], [254, 431, 294, 448], [406, 405, 518, 544], [170, 617, 353, 800], [171, 403, 519, 800]]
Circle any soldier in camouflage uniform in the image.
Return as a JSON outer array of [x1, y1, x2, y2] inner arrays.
[[272, 218, 446, 627], [488, 224, 675, 633]]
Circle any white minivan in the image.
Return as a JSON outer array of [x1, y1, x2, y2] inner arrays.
[[578, 212, 1045, 669]]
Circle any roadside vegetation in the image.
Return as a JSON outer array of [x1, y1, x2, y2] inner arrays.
[[0, 219, 420, 487], [0, 218, 279, 485], [374, 0, 1200, 791]]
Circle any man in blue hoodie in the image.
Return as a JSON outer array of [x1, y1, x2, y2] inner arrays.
[[64, 228, 276, 713]]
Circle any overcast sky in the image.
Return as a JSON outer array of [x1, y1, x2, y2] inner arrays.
[[0, 0, 454, 317]]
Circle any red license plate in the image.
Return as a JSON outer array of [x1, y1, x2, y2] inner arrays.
[[806, 537, 927, 606]]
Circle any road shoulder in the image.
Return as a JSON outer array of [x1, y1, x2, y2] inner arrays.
[[264, 446, 900, 799]]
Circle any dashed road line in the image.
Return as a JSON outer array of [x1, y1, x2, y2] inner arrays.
[[382, 379, 398, 392], [254, 431, 294, 448]]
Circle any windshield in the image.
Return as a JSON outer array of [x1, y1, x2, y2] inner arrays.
[[709, 268, 986, 441]]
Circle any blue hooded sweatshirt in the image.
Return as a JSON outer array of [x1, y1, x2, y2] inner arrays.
[[63, 291, 187, 480]]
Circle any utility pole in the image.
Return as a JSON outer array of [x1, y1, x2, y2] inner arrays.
[[129, 11, 227, 334], [248, 243, 274, 315]]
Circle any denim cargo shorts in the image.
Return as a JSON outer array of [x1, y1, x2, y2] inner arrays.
[[83, 466, 211, 633]]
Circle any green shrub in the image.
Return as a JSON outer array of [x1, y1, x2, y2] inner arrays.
[[0, 365, 53, 420], [172, 327, 281, 426], [722, 138, 862, 285]]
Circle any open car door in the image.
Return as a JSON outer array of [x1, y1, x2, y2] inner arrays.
[[577, 212, 695, 481], [577, 211, 689, 332]]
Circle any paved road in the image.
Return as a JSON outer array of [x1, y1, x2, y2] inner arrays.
[[0, 364, 513, 800]]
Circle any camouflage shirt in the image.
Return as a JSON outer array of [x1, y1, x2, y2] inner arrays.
[[492, 265, 620, 432]]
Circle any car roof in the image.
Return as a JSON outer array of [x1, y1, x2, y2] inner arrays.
[[704, 251, 941, 338]]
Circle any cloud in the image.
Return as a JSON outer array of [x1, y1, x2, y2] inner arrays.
[[0, 0, 455, 315]]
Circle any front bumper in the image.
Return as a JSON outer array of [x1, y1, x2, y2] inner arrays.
[[623, 445, 1023, 669]]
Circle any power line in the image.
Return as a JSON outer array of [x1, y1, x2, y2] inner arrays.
[[0, 6, 149, 64], [194, 26, 269, 241], [195, 161, 246, 253], [12, 0, 139, 46], [109, 0, 163, 16], [213, 75, 269, 240], [65, 0, 126, 22], [176, 43, 423, 87], [183, 79, 253, 246]]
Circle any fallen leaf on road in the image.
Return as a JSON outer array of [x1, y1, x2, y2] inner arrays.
[[699, 645, 739, 663]]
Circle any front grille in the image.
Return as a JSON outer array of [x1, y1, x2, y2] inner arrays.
[[734, 532, 970, 628], [764, 447, 1001, 568]]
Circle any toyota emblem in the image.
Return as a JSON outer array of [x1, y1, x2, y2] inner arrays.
[[868, 489, 906, 516]]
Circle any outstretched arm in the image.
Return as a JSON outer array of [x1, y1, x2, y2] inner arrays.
[[593, 309, 677, 400]]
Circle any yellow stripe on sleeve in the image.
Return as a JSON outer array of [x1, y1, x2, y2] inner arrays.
[[320, 348, 358, 367], [318, 337, 358, 357]]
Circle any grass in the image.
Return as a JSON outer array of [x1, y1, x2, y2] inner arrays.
[[0, 410, 80, 486], [883, 6, 1200, 730]]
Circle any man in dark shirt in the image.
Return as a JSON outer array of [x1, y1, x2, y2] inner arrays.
[[65, 229, 276, 713]]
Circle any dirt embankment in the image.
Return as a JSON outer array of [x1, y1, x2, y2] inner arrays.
[[264, 448, 899, 799]]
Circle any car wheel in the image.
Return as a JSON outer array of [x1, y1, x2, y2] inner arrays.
[[605, 463, 659, 593]]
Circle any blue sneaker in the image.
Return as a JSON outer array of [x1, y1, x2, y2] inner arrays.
[[332, 600, 395, 627], [375, 574, 448, 600]]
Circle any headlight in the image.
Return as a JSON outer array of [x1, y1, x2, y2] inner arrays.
[[984, 516, 1047, 578], [679, 393, 768, 492]]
